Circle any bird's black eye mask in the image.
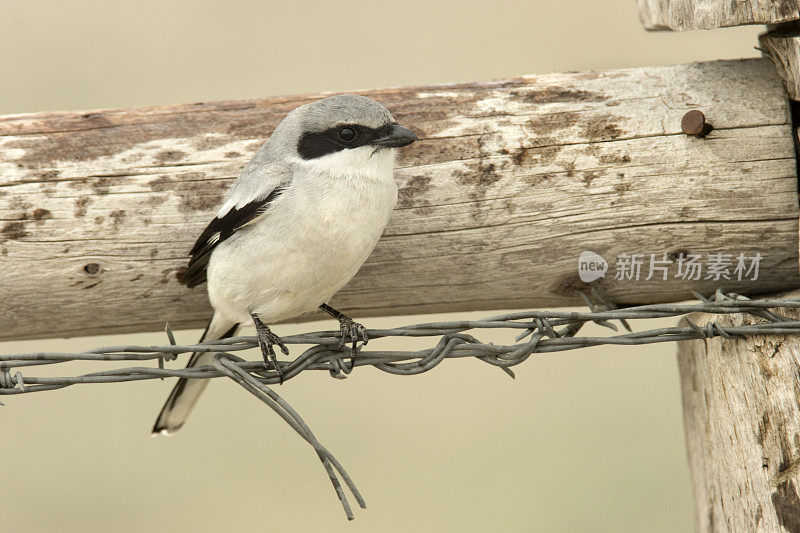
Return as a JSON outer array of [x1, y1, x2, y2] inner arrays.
[[297, 123, 395, 160]]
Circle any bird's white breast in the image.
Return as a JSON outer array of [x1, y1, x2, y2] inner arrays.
[[205, 147, 398, 325]]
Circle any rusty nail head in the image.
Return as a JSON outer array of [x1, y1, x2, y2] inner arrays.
[[681, 110, 712, 136]]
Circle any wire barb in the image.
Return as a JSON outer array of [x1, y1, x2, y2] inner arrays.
[[159, 322, 179, 379]]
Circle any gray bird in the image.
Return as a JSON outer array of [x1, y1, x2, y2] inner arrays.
[[153, 94, 417, 435]]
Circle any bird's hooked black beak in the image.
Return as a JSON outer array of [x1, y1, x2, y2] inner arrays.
[[371, 123, 418, 148]]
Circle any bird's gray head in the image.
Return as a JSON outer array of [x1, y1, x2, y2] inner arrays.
[[264, 94, 417, 179]]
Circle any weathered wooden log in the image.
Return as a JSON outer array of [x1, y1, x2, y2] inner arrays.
[[639, 0, 800, 31], [677, 290, 800, 532], [761, 27, 800, 101], [0, 58, 798, 341]]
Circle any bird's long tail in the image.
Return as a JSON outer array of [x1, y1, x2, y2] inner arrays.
[[152, 312, 238, 435]]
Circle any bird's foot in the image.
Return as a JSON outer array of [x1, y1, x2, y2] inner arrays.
[[338, 316, 369, 356], [250, 313, 289, 382], [319, 304, 368, 369]]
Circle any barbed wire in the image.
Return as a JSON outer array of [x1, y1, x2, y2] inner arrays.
[[3, 288, 800, 518]]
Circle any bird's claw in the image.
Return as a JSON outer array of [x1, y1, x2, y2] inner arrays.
[[251, 314, 288, 382], [338, 318, 368, 355]]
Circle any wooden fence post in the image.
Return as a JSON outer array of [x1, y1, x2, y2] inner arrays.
[[640, 2, 800, 530], [1, 59, 797, 341], [677, 292, 800, 531]]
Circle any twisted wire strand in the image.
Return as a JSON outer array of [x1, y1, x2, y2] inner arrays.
[[3, 291, 799, 392], [3, 289, 800, 517]]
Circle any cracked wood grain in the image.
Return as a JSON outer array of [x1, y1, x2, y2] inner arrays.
[[0, 58, 798, 340], [639, 0, 800, 31], [761, 27, 800, 101], [678, 289, 800, 532]]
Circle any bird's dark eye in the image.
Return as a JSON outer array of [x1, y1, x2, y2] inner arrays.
[[338, 127, 356, 142]]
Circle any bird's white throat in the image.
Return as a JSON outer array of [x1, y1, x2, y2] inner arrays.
[[293, 145, 396, 182]]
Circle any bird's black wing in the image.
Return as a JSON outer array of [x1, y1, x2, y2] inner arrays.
[[178, 186, 287, 288]]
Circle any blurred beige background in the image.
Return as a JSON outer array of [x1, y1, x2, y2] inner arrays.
[[1, 1, 764, 531]]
